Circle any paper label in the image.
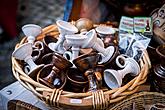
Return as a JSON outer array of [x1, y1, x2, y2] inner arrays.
[[134, 17, 152, 34], [119, 16, 134, 33], [70, 99, 82, 104]]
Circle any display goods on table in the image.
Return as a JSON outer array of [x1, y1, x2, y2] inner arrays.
[[11, 17, 152, 109]]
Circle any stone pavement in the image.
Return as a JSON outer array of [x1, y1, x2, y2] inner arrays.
[[0, 0, 65, 89]]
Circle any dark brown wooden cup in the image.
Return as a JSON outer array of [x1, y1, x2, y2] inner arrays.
[[66, 68, 88, 93], [153, 44, 165, 93], [38, 53, 72, 89], [42, 35, 58, 54], [37, 64, 66, 89], [73, 52, 100, 92]]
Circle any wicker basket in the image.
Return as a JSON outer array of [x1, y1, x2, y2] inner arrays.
[[110, 92, 165, 110], [12, 24, 151, 110]]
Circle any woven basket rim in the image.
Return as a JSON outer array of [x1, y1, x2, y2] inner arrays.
[[12, 23, 151, 109]]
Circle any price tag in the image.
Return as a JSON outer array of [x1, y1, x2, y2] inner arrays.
[[70, 99, 82, 104]]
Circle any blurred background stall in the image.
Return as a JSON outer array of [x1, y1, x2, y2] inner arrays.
[[0, 0, 65, 89]]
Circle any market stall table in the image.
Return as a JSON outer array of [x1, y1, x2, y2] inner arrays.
[[0, 81, 58, 110]]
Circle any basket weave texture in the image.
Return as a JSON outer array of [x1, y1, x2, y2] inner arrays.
[[110, 92, 165, 110], [12, 24, 151, 110]]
